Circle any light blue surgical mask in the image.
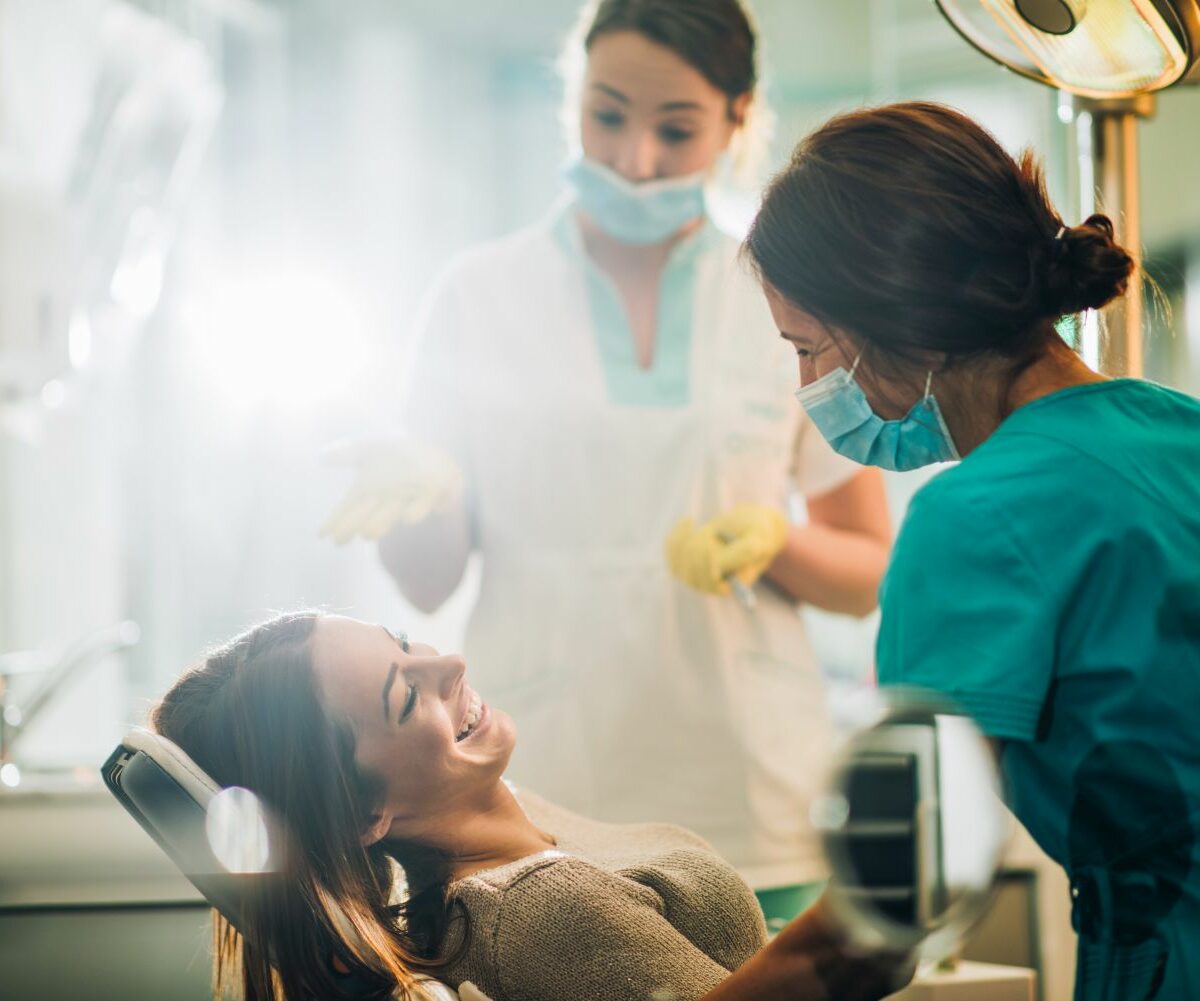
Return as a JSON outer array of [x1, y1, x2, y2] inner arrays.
[[795, 356, 960, 471], [562, 155, 706, 245]]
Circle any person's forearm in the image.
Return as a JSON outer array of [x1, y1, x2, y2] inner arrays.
[[763, 524, 889, 618], [698, 900, 909, 1001], [376, 495, 472, 613]]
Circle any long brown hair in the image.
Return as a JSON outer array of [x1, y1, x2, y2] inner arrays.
[[151, 611, 456, 1001], [744, 102, 1135, 402]]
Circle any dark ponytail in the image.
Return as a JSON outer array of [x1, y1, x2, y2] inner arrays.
[[1046, 213, 1134, 316], [744, 102, 1135, 372]]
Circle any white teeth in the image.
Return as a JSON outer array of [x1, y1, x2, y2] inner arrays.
[[457, 692, 483, 740]]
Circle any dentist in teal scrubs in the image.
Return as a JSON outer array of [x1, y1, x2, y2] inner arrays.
[[745, 102, 1200, 1001]]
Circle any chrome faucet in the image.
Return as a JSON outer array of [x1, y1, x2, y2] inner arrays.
[[0, 620, 140, 771]]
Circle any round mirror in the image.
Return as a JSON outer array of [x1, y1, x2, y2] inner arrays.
[[813, 689, 1010, 960]]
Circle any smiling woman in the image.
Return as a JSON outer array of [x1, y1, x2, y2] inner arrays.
[[305, 618, 531, 860], [149, 613, 438, 1001], [150, 611, 910, 1001]]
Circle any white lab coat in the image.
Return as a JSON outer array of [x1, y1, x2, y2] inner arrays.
[[403, 203, 858, 888]]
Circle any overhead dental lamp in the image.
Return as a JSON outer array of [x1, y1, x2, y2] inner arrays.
[[935, 1, 1200, 97], [934, 0, 1200, 376]]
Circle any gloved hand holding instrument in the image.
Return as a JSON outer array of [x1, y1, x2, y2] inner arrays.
[[320, 436, 465, 544], [665, 503, 789, 608]]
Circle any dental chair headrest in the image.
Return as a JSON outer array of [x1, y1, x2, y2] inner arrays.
[[102, 727, 261, 939], [101, 728, 461, 1001]]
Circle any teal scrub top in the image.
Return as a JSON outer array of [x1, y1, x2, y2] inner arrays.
[[876, 379, 1200, 1001]]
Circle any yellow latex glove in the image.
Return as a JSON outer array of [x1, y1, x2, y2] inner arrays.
[[665, 503, 788, 596], [320, 436, 464, 544]]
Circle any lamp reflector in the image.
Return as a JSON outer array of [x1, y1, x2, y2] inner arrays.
[[937, 0, 1190, 97]]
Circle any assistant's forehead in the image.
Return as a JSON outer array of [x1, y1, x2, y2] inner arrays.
[[585, 31, 725, 111]]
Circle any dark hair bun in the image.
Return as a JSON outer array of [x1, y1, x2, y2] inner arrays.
[[1046, 213, 1135, 315]]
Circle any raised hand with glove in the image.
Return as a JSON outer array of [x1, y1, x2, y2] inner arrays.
[[320, 436, 465, 545], [665, 503, 789, 597]]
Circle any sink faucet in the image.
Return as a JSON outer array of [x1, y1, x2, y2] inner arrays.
[[0, 620, 141, 771]]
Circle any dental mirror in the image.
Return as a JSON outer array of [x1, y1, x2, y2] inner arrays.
[[813, 689, 1010, 960]]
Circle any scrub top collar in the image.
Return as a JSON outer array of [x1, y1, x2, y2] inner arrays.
[[547, 196, 722, 408], [1001, 378, 1143, 424]]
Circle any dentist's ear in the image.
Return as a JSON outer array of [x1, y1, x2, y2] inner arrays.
[[360, 810, 394, 847], [728, 91, 752, 129]]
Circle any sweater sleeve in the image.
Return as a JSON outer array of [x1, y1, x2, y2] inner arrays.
[[488, 855, 734, 1001]]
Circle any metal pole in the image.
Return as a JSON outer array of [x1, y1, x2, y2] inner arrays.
[[1071, 94, 1155, 378]]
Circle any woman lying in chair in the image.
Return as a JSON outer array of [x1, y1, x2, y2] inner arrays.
[[151, 612, 910, 1001]]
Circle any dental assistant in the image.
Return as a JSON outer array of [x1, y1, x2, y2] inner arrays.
[[746, 102, 1200, 1001], [323, 0, 890, 918]]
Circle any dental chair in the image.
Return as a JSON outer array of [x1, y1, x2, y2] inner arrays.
[[102, 728, 475, 1001]]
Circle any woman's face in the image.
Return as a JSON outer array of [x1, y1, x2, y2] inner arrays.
[[310, 615, 515, 846], [580, 30, 747, 182], [764, 284, 924, 421], [765, 285, 856, 386]]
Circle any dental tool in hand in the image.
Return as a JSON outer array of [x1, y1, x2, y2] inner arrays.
[[719, 532, 758, 612]]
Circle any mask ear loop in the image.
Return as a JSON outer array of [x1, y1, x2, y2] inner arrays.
[[923, 371, 934, 401], [848, 354, 863, 379]]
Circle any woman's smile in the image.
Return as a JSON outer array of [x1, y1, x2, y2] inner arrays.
[[456, 695, 492, 743]]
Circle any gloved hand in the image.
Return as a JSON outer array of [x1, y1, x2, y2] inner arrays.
[[320, 436, 465, 544], [665, 503, 788, 596]]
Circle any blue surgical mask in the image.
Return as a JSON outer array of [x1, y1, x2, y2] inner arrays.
[[562, 155, 706, 245], [795, 356, 960, 471]]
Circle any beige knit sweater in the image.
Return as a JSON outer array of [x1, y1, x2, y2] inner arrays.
[[437, 790, 767, 1001]]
